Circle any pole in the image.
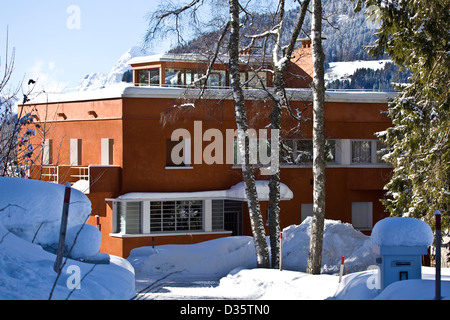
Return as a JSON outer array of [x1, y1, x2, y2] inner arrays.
[[435, 210, 441, 300], [54, 183, 72, 273], [95, 214, 101, 231], [279, 232, 283, 271], [339, 256, 345, 283]]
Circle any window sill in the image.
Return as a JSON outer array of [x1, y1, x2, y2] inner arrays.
[[231, 164, 392, 169], [110, 230, 232, 238], [165, 166, 193, 170]]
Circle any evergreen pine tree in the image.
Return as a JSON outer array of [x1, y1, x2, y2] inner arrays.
[[355, 0, 449, 228]]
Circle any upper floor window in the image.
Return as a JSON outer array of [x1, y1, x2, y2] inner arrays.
[[138, 68, 160, 86], [351, 140, 372, 164], [351, 139, 388, 164], [280, 139, 336, 165]]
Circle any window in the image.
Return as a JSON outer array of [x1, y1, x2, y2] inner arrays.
[[248, 71, 268, 88], [351, 140, 389, 165], [211, 200, 225, 230], [376, 140, 388, 163], [325, 140, 336, 163], [301, 204, 314, 222], [137, 69, 160, 86], [239, 71, 268, 88], [70, 139, 82, 166], [207, 71, 226, 88], [186, 69, 205, 88], [42, 139, 53, 165], [101, 138, 114, 165], [280, 139, 336, 165], [117, 202, 142, 234], [165, 69, 185, 87], [352, 202, 373, 230], [351, 140, 372, 164], [233, 137, 271, 166], [149, 200, 203, 232]]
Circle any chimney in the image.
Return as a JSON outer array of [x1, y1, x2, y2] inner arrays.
[[289, 38, 314, 87]]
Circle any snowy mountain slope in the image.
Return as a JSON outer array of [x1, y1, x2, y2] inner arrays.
[[325, 59, 391, 83], [75, 46, 147, 91]]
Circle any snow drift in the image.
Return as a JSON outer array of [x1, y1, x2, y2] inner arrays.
[[129, 216, 377, 277], [0, 177, 135, 300]]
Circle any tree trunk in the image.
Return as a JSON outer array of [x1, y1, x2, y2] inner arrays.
[[306, 0, 326, 275], [228, 0, 270, 268]]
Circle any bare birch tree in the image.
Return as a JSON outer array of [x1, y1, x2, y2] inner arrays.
[[242, 0, 311, 268], [228, 0, 271, 268], [306, 0, 326, 275], [0, 31, 37, 178]]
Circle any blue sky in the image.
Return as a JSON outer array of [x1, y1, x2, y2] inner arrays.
[[1, 1, 171, 92]]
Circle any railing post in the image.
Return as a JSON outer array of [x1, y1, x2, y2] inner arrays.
[[435, 210, 441, 300], [54, 182, 72, 273]]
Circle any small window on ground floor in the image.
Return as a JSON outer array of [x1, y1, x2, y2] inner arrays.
[[352, 202, 373, 230], [301, 203, 313, 222]]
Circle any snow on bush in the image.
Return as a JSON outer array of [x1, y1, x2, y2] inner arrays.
[[370, 216, 433, 247]]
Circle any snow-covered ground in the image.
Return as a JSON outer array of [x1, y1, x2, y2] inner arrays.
[[0, 177, 448, 300], [129, 218, 449, 300]]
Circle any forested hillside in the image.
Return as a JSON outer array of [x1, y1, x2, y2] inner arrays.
[[170, 0, 383, 63]]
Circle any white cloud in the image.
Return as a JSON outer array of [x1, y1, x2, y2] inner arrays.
[[27, 60, 69, 93]]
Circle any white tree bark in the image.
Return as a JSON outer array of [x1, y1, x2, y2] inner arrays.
[[228, 0, 270, 268], [306, 0, 326, 275]]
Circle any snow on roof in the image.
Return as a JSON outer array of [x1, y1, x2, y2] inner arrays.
[[370, 217, 434, 247], [26, 83, 397, 105], [114, 181, 293, 202]]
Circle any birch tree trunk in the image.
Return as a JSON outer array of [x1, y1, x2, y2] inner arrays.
[[228, 0, 270, 268], [306, 0, 326, 275], [268, 0, 311, 269]]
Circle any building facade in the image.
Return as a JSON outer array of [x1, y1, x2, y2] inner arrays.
[[21, 45, 395, 258]]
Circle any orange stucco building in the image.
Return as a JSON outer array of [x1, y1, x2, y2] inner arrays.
[[21, 43, 395, 258]]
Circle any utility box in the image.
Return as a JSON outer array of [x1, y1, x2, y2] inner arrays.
[[372, 244, 428, 290], [371, 217, 433, 290]]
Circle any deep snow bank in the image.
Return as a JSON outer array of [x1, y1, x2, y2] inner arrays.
[[0, 177, 135, 300], [128, 236, 257, 277], [282, 217, 377, 273], [0, 177, 91, 250], [129, 216, 377, 276]]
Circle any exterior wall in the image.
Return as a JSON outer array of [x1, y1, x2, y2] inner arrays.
[[20, 87, 393, 257]]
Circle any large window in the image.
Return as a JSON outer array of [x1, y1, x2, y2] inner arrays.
[[113, 198, 243, 235], [150, 200, 203, 232], [138, 68, 160, 86], [165, 68, 226, 88]]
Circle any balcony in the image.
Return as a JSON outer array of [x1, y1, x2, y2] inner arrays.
[[38, 165, 121, 194]]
